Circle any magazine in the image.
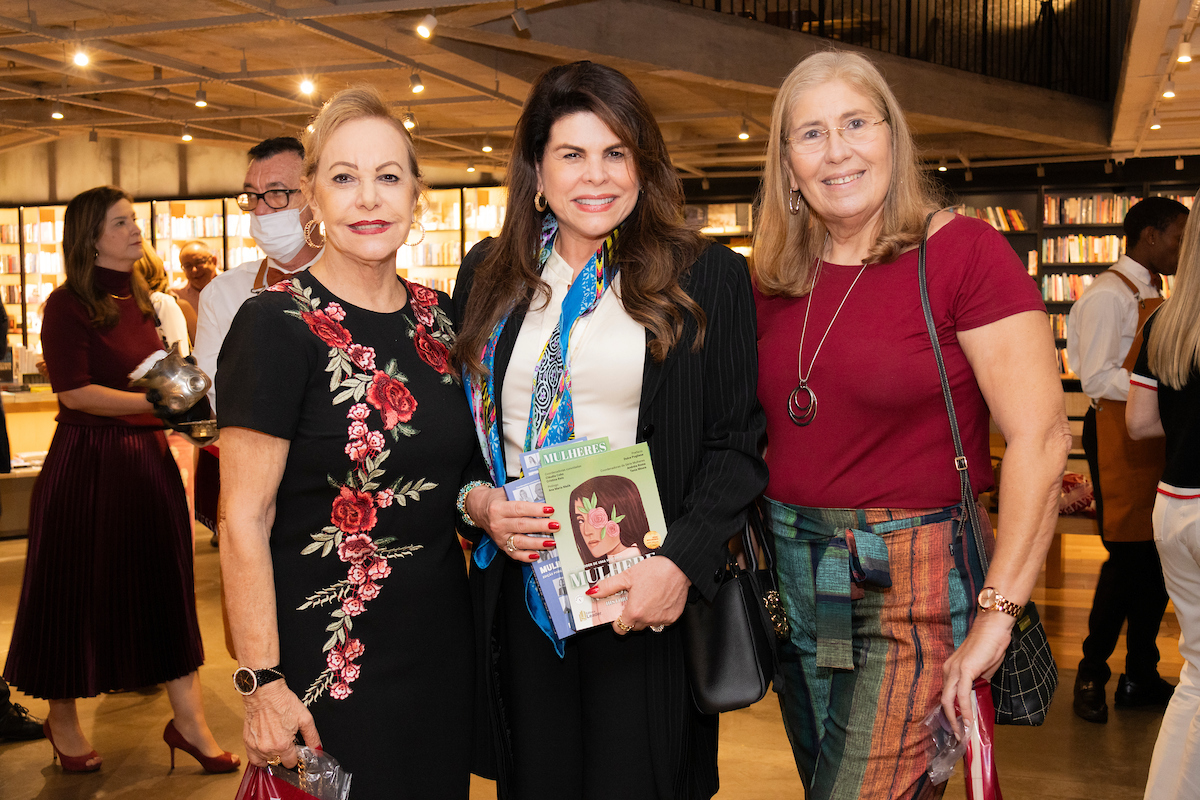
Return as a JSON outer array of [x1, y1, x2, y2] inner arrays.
[[537, 443, 668, 632], [504, 438, 611, 639]]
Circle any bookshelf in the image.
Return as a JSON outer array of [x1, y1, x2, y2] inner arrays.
[[400, 186, 509, 295], [950, 191, 1039, 276]]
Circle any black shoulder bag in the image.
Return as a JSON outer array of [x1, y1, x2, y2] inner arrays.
[[917, 213, 1058, 725]]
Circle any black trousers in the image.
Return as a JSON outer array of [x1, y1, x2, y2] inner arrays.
[[1078, 406, 1170, 684]]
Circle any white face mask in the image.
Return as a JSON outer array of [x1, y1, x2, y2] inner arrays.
[[250, 205, 308, 264]]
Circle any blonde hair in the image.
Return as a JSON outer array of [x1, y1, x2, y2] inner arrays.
[[301, 85, 423, 202], [752, 50, 940, 297], [1147, 198, 1200, 389], [135, 240, 170, 293]]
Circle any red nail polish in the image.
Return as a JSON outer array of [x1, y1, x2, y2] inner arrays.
[[543, 540, 557, 548], [548, 521, 561, 531], [543, 506, 554, 514], [585, 587, 598, 596], [529, 553, 540, 561]]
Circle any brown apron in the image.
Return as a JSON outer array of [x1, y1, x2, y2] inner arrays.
[[1094, 271, 1166, 541]]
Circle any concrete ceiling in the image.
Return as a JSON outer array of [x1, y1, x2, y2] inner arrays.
[[0, 0, 1188, 181]]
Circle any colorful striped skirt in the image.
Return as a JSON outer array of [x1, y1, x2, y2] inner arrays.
[[767, 498, 985, 800], [3, 423, 205, 699]]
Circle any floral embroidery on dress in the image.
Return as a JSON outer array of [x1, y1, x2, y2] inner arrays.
[[269, 276, 458, 705]]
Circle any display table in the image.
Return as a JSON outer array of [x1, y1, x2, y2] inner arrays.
[[0, 391, 57, 539]]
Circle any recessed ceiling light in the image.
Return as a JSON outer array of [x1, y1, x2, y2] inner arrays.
[[300, 79, 315, 95], [410, 73, 424, 94], [73, 50, 89, 67], [416, 13, 438, 39]]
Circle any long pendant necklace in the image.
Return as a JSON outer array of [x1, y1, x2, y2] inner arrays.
[[787, 252, 867, 427]]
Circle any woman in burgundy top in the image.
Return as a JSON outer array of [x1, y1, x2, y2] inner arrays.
[[2, 186, 238, 775]]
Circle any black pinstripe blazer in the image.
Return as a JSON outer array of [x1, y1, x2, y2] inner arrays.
[[454, 238, 767, 796]]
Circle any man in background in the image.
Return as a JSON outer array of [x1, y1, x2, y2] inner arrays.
[[176, 240, 218, 342], [1068, 196, 1188, 723]]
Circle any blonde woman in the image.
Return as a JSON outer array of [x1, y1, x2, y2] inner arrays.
[[135, 241, 192, 355], [1127, 199, 1200, 800]]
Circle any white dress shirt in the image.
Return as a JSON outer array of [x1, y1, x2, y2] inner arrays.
[[501, 246, 646, 478], [1066, 254, 1161, 402], [194, 252, 321, 411]]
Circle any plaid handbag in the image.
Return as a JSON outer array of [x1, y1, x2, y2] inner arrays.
[[917, 213, 1058, 726]]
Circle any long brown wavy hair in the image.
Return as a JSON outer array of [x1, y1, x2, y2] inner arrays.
[[63, 185, 154, 327], [452, 61, 707, 378]]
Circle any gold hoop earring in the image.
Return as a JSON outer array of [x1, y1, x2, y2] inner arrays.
[[303, 219, 325, 249], [788, 190, 802, 216], [404, 220, 426, 247], [534, 191, 548, 213]]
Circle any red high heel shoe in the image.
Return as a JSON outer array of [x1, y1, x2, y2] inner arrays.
[[44, 720, 102, 773], [163, 719, 240, 774]]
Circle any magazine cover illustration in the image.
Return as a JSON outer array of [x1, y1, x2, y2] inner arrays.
[[538, 443, 667, 631]]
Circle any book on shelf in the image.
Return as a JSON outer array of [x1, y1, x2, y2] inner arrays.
[[1044, 194, 1140, 225], [1049, 313, 1069, 340], [1042, 273, 1096, 302], [1041, 234, 1124, 264], [538, 442, 668, 634], [957, 205, 1028, 232], [1055, 347, 1075, 378], [505, 437, 611, 640]]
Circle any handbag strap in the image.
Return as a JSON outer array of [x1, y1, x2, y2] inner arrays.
[[916, 211, 991, 575]]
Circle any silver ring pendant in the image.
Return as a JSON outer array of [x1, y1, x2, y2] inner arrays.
[[787, 383, 817, 426]]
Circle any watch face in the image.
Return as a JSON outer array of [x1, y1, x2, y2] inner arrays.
[[978, 588, 996, 609], [233, 667, 256, 695]]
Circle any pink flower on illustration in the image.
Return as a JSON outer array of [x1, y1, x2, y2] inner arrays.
[[605, 520, 621, 539], [347, 343, 377, 371], [342, 596, 366, 617], [330, 682, 352, 700], [324, 302, 346, 322], [343, 639, 365, 660], [366, 371, 417, 429], [331, 488, 378, 535], [347, 403, 370, 421], [375, 488, 394, 508], [364, 430, 385, 455], [341, 662, 361, 683], [358, 581, 381, 601], [301, 310, 353, 349], [347, 564, 369, 586], [586, 507, 609, 528], [367, 558, 392, 582], [345, 439, 371, 462], [348, 420, 369, 440], [336, 531, 378, 564], [326, 649, 347, 671]]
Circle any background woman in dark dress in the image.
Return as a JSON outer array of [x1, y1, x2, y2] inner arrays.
[[3, 186, 238, 774], [218, 86, 483, 799], [453, 61, 766, 799]]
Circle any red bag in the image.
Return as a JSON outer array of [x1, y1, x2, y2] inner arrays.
[[964, 678, 1003, 800], [235, 765, 317, 800]]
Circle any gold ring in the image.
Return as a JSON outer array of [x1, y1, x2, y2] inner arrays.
[[266, 756, 282, 766], [504, 534, 518, 553], [650, 624, 665, 633], [615, 617, 634, 633]]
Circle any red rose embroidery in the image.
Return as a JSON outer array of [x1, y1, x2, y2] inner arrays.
[[347, 402, 370, 421], [347, 564, 369, 585], [367, 559, 392, 582], [343, 639, 365, 660], [347, 344, 377, 371], [301, 310, 353, 349], [413, 326, 451, 374], [330, 682, 352, 700], [342, 596, 366, 617], [375, 489, 394, 508], [341, 662, 361, 683], [332, 489, 379, 536], [326, 649, 347, 671], [366, 371, 417, 429], [348, 420, 369, 440], [358, 581, 381, 601], [408, 282, 438, 307], [324, 302, 346, 322]]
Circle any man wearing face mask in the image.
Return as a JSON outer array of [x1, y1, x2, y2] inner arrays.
[[193, 137, 323, 558]]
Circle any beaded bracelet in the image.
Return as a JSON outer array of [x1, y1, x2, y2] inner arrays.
[[457, 480, 493, 528]]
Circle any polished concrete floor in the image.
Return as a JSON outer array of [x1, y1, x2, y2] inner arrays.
[[0, 528, 1181, 799]]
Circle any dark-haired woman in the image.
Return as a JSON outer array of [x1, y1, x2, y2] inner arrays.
[[453, 61, 767, 799], [2, 187, 238, 774]]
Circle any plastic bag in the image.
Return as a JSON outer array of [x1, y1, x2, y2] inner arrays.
[[964, 678, 1003, 800], [923, 702, 972, 784], [234, 747, 353, 800]]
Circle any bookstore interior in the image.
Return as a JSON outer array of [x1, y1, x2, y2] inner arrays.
[[0, 0, 1198, 796]]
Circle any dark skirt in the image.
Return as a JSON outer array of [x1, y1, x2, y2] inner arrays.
[[3, 423, 205, 699]]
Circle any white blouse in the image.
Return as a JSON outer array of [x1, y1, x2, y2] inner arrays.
[[501, 246, 646, 478]]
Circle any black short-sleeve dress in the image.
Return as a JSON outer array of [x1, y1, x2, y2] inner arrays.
[[218, 272, 480, 799]]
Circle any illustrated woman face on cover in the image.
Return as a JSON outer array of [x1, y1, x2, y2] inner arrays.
[[570, 475, 651, 564]]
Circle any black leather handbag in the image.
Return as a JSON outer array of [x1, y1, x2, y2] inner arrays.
[[917, 214, 1058, 726], [681, 503, 789, 715]]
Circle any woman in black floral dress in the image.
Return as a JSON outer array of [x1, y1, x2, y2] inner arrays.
[[217, 87, 486, 799]]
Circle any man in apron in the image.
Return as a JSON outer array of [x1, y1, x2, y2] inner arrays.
[[1067, 196, 1189, 723]]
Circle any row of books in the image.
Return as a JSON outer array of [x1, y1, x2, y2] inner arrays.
[[156, 213, 225, 240], [1055, 347, 1075, 377], [23, 220, 65, 245], [405, 275, 456, 294], [1041, 234, 1124, 264], [399, 240, 462, 268], [1044, 194, 1141, 226], [1042, 273, 1096, 302], [1049, 313, 1069, 340], [959, 205, 1029, 232]]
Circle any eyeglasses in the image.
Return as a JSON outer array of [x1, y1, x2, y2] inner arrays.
[[236, 189, 301, 211], [784, 118, 888, 155]]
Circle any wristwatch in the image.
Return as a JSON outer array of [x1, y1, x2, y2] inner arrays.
[[977, 587, 1024, 619], [232, 665, 285, 696]]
